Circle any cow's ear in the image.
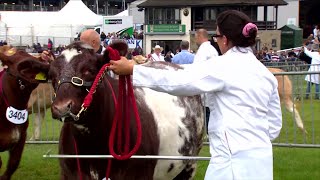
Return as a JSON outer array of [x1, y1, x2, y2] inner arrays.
[[100, 40, 128, 64], [16, 59, 50, 83], [0, 46, 17, 66]]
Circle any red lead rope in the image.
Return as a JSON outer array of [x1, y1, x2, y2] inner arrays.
[[78, 47, 142, 180]]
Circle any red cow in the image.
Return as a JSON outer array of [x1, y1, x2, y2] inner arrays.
[[0, 46, 50, 179]]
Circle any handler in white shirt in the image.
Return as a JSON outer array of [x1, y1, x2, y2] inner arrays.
[[303, 46, 320, 99], [193, 29, 219, 63], [193, 29, 219, 134], [151, 45, 165, 61], [110, 10, 282, 180]]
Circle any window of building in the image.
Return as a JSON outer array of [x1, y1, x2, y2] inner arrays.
[[146, 8, 181, 24], [239, 6, 257, 21], [204, 8, 217, 21], [192, 6, 258, 31]]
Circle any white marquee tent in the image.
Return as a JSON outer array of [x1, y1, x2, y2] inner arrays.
[[56, 0, 102, 26], [0, 0, 103, 46]]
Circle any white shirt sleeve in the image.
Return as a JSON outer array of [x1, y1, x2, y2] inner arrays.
[[266, 87, 282, 141], [132, 62, 225, 96], [304, 47, 317, 59]]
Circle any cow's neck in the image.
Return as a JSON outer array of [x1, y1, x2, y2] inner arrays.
[[1, 72, 36, 110], [80, 76, 118, 136]]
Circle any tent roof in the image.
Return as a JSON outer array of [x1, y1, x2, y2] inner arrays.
[[57, 0, 102, 26], [0, 0, 102, 27], [115, 10, 129, 16]]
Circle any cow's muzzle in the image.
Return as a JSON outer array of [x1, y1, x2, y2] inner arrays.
[[51, 100, 80, 121]]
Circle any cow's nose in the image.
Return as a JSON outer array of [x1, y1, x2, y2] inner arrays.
[[51, 100, 73, 119]]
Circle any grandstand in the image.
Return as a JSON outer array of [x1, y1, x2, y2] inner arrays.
[[0, 0, 135, 15]]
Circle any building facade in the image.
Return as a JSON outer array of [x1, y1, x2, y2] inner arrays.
[[138, 0, 288, 54], [257, 0, 299, 29]]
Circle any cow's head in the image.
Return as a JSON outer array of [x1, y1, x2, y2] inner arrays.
[[0, 45, 50, 90], [49, 41, 128, 122]]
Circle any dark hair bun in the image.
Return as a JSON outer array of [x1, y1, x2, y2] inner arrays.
[[246, 27, 258, 46], [217, 10, 257, 48]]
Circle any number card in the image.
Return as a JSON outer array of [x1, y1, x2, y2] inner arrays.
[[6, 106, 28, 124]]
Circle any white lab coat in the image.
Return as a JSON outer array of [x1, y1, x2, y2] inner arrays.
[[193, 41, 219, 107], [193, 41, 219, 63], [304, 47, 320, 84], [132, 47, 282, 180], [151, 53, 165, 61]]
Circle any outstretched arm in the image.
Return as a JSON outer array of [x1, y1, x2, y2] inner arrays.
[[110, 57, 225, 96]]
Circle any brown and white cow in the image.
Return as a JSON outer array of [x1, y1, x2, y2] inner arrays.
[[268, 68, 306, 134], [0, 46, 50, 179], [49, 41, 204, 180]]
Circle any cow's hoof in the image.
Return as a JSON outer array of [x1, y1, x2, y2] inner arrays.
[[29, 136, 40, 141]]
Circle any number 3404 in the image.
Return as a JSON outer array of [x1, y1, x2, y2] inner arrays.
[[8, 110, 26, 120]]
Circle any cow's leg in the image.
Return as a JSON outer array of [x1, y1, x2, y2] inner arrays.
[[284, 98, 306, 134], [0, 133, 26, 180], [29, 111, 44, 141], [173, 163, 197, 180], [34, 111, 44, 140]]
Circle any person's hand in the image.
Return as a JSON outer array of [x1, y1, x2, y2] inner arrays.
[[40, 50, 55, 63], [109, 56, 134, 75]]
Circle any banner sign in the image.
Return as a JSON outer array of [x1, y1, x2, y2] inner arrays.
[[147, 24, 186, 33], [105, 19, 123, 25], [105, 39, 143, 49]]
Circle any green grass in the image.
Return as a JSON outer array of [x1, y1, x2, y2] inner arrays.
[[274, 73, 320, 145], [27, 110, 62, 141], [1, 145, 319, 179], [0, 144, 59, 180]]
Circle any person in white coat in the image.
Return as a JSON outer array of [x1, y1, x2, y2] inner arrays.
[[193, 29, 220, 136], [110, 10, 282, 180], [150, 45, 165, 61], [193, 29, 219, 63], [303, 45, 320, 99]]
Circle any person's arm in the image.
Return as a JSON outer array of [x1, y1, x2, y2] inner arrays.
[[304, 46, 316, 59], [171, 56, 178, 64], [266, 87, 282, 141], [132, 61, 225, 96]]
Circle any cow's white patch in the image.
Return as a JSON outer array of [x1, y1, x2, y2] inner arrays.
[[80, 43, 94, 50], [89, 167, 99, 180], [73, 124, 90, 134], [141, 88, 190, 179], [61, 48, 82, 63], [11, 128, 20, 143]]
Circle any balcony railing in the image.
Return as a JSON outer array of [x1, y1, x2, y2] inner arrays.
[[193, 20, 217, 31], [254, 21, 277, 30], [192, 20, 277, 31]]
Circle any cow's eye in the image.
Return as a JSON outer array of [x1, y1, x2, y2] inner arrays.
[[82, 68, 95, 76], [84, 70, 90, 76]]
